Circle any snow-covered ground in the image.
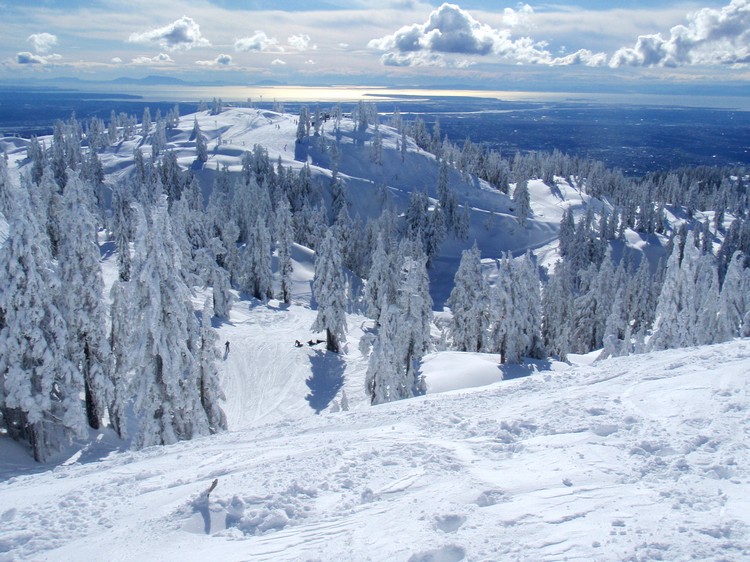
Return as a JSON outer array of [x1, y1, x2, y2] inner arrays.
[[2, 334, 748, 561]]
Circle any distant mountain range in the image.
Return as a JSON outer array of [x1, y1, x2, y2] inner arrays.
[[0, 75, 289, 88]]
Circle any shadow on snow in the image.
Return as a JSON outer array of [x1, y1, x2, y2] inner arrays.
[[305, 350, 345, 414], [501, 359, 553, 381]]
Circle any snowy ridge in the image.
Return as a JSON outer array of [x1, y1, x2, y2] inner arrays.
[[96, 107, 595, 299], [1, 340, 748, 560]]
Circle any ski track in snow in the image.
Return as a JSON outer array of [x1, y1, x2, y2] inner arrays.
[[1, 339, 749, 561]]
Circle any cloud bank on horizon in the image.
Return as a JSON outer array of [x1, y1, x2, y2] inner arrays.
[[1, 0, 748, 83]]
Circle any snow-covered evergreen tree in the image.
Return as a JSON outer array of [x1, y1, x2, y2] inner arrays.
[[365, 233, 396, 323], [126, 201, 210, 449], [447, 244, 489, 352], [57, 172, 113, 430], [198, 299, 227, 433], [193, 117, 208, 164], [395, 241, 432, 395], [0, 154, 12, 217], [717, 251, 747, 339], [108, 278, 130, 438], [312, 229, 347, 353], [542, 261, 573, 360], [111, 183, 133, 281], [510, 252, 545, 361], [0, 189, 86, 461], [651, 233, 700, 350], [274, 195, 295, 304], [512, 178, 531, 226], [247, 213, 274, 302], [365, 304, 402, 405]]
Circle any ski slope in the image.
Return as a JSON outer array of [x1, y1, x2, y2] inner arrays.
[[1, 339, 748, 561]]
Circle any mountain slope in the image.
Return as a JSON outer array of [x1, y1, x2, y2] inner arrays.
[[1, 340, 748, 561]]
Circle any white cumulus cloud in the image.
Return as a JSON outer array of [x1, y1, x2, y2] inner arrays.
[[234, 31, 282, 53], [16, 51, 47, 65], [196, 53, 233, 66], [369, 2, 606, 67], [288, 34, 316, 52], [131, 53, 174, 65], [128, 16, 209, 52], [610, 0, 750, 67], [271, 58, 286, 65], [27, 33, 57, 54], [503, 3, 534, 29]]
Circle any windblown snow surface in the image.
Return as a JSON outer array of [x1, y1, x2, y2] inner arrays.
[[1, 313, 749, 561], [1, 108, 749, 560]]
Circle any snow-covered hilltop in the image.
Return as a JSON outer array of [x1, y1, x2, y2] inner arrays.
[[2, 102, 750, 560]]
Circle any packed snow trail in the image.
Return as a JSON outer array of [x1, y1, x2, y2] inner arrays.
[[2, 340, 748, 561]]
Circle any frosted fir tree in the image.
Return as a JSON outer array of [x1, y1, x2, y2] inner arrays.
[[127, 201, 210, 449], [571, 264, 601, 353], [198, 299, 228, 433], [193, 117, 208, 164], [248, 213, 274, 302], [628, 256, 656, 334], [423, 201, 447, 267], [312, 229, 348, 353], [209, 255, 234, 320], [509, 253, 545, 361], [141, 107, 151, 138], [651, 233, 698, 351], [447, 244, 490, 352], [26, 168, 60, 257], [0, 189, 86, 461], [26, 135, 47, 186], [108, 110, 118, 144], [512, 178, 531, 226], [57, 172, 113, 430], [541, 261, 573, 361], [108, 278, 131, 438], [717, 252, 747, 339], [593, 250, 618, 345], [486, 257, 511, 359], [275, 195, 295, 304], [602, 287, 627, 356], [365, 233, 396, 324], [296, 106, 310, 142], [111, 183, 133, 281], [674, 235, 701, 347], [395, 243, 433, 395], [695, 256, 721, 345], [366, 304, 402, 405], [0, 154, 13, 217]]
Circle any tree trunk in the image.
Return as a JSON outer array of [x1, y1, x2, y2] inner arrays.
[[326, 328, 339, 354], [83, 340, 101, 430]]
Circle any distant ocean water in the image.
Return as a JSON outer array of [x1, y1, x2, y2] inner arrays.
[[84, 84, 750, 112], [1, 84, 748, 174]]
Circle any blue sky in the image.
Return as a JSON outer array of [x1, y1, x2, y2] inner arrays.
[[1, 1, 747, 91]]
